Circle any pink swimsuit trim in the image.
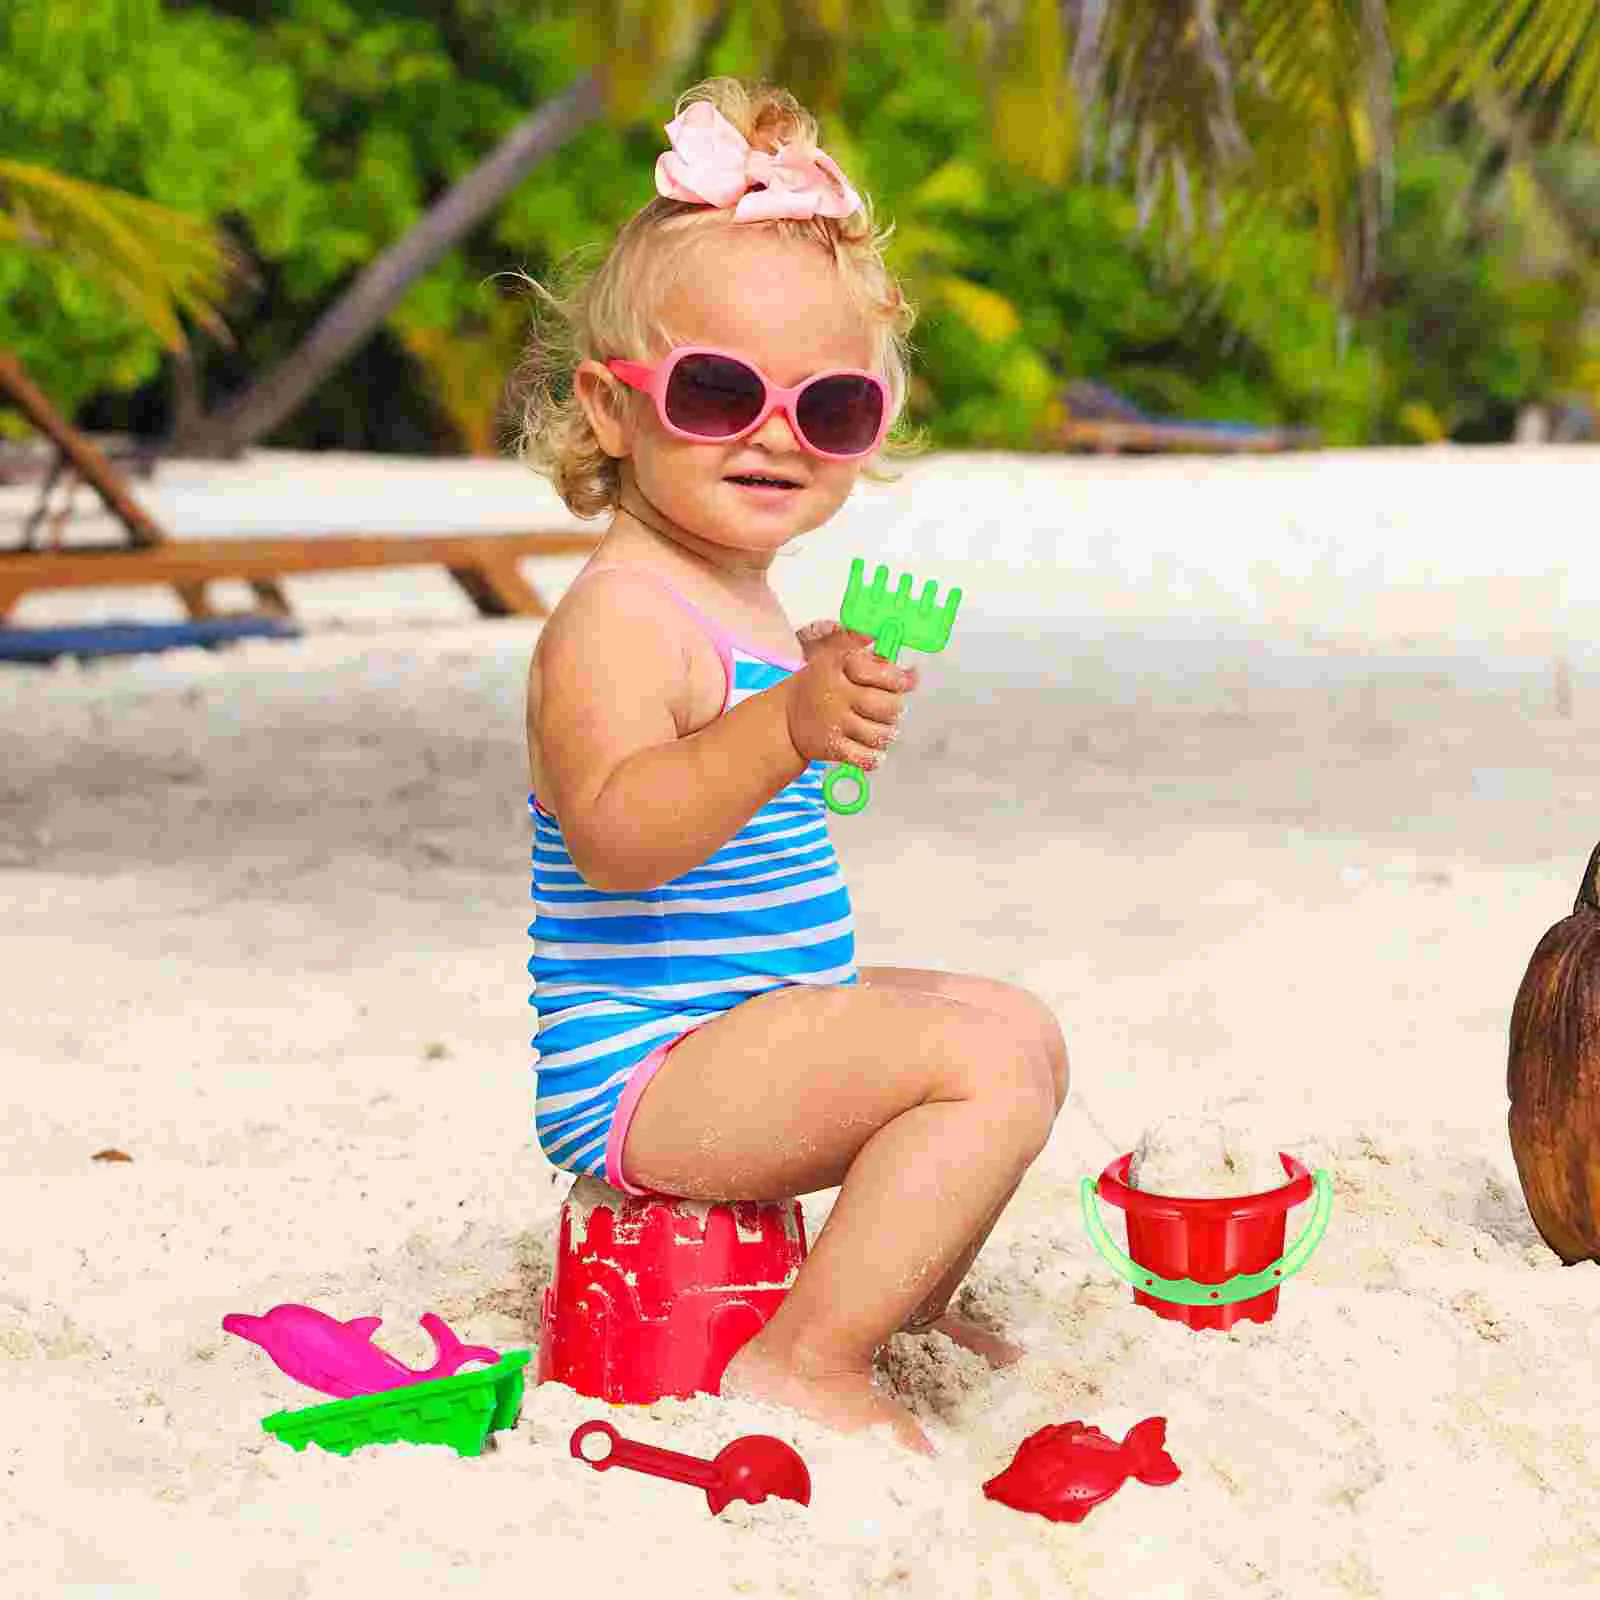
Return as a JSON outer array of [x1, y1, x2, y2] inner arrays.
[[579, 560, 804, 670], [602, 1021, 711, 1197], [543, 561, 807, 1192], [529, 561, 804, 822]]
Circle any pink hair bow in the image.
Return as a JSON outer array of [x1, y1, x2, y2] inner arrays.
[[655, 101, 862, 222]]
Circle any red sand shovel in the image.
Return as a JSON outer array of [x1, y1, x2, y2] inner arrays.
[[570, 1420, 811, 1516]]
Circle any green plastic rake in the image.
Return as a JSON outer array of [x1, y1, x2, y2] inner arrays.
[[822, 557, 962, 816]]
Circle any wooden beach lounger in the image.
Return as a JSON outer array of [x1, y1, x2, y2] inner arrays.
[[1049, 380, 1319, 456], [1054, 417, 1319, 454], [0, 353, 595, 624]]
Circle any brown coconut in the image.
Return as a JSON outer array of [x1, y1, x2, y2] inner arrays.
[[1507, 839, 1600, 1264]]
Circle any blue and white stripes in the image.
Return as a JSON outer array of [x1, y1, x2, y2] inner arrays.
[[528, 651, 858, 1178]]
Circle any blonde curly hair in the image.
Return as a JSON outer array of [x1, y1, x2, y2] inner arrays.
[[509, 76, 924, 520]]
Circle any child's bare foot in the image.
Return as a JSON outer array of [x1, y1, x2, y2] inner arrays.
[[720, 1341, 935, 1456], [904, 1311, 1025, 1368]]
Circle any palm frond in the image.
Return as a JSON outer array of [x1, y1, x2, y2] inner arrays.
[[1406, 0, 1600, 139], [949, 3, 1391, 299], [1084, 0, 1392, 299], [1230, 0, 1395, 294], [0, 159, 239, 349], [1071, 0, 1249, 211]]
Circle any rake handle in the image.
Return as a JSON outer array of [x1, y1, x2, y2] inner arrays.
[[822, 624, 904, 815], [871, 619, 906, 663]]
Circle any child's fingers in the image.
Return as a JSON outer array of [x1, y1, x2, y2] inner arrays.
[[849, 684, 904, 727], [840, 710, 899, 753], [808, 627, 874, 670], [843, 646, 914, 692], [834, 731, 891, 770]]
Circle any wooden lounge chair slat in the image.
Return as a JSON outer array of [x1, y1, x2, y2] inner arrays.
[[0, 532, 596, 615], [1052, 418, 1317, 455], [1, 351, 598, 626]]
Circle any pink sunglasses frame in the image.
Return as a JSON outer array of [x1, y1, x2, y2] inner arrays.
[[603, 346, 891, 460]]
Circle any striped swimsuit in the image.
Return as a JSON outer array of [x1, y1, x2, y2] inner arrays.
[[528, 566, 858, 1195]]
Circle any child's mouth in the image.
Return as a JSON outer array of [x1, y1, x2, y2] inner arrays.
[[727, 475, 800, 493]]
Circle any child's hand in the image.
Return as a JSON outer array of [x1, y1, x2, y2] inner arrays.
[[784, 625, 919, 772], [796, 617, 842, 659]]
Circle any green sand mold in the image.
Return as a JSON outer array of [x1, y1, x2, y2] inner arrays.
[[260, 1349, 532, 1458]]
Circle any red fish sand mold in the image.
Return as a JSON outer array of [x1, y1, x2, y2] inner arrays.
[[983, 1416, 1181, 1524]]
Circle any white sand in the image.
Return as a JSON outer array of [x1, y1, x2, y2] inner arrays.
[[1130, 1116, 1291, 1198], [6, 446, 1600, 1597]]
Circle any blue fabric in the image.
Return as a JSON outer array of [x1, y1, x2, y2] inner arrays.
[[528, 647, 857, 1178]]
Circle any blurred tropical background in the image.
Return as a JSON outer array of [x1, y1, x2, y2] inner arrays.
[[2, 0, 1597, 460]]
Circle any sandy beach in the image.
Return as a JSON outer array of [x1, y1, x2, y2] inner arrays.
[[5, 444, 1600, 1597]]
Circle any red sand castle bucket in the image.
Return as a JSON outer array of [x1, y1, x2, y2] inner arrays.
[[536, 1176, 809, 1404], [1080, 1153, 1332, 1332]]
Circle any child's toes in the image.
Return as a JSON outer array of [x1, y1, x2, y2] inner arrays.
[[921, 1312, 1025, 1368]]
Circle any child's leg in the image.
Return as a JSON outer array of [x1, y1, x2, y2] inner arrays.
[[857, 968, 1068, 1344], [855, 967, 1070, 1106], [618, 980, 1062, 1450]]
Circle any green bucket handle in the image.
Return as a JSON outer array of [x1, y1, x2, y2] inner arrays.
[[1079, 1168, 1333, 1308]]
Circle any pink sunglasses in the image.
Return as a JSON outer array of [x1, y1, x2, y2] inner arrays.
[[604, 346, 890, 460]]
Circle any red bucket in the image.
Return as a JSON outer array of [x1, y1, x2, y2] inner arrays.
[[536, 1177, 808, 1404], [1084, 1153, 1328, 1332]]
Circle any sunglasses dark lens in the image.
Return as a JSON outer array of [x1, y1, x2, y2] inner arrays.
[[664, 354, 765, 437], [796, 375, 883, 455]]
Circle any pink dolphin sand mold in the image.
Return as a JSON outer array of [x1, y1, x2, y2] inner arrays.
[[223, 1303, 501, 1400]]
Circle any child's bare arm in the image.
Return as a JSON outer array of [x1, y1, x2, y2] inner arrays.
[[537, 573, 918, 892], [535, 572, 809, 892]]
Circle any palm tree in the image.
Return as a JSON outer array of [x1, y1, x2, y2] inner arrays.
[[170, 70, 608, 459], [167, 0, 1398, 457], [14, 2, 1599, 456], [175, 0, 1599, 458]]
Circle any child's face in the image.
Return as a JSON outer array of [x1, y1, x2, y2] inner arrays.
[[581, 229, 881, 563]]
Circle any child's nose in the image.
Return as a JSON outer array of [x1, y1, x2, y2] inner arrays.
[[748, 405, 805, 453]]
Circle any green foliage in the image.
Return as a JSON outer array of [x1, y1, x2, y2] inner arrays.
[[1363, 118, 1593, 438], [156, 2, 667, 447], [0, 157, 237, 356], [836, 22, 1383, 447], [0, 0, 313, 412], [4, 1, 1595, 450], [1404, 0, 1600, 141]]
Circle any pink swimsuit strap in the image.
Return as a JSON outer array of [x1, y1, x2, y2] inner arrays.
[[570, 562, 805, 673], [531, 562, 806, 821]]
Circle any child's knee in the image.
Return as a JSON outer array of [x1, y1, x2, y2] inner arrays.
[[987, 982, 1069, 1111], [989, 1029, 1059, 1156], [929, 998, 1060, 1150], [1040, 1011, 1069, 1110]]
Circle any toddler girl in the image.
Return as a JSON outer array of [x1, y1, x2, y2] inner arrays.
[[518, 77, 1068, 1454]]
